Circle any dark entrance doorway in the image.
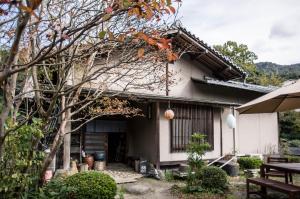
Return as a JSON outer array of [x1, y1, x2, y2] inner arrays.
[[108, 133, 126, 163]]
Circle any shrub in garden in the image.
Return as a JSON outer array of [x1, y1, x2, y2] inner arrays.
[[35, 178, 75, 199], [0, 119, 45, 198], [238, 157, 263, 170], [289, 139, 300, 147], [65, 171, 117, 199], [164, 170, 174, 181], [186, 167, 203, 192], [187, 133, 211, 169], [186, 133, 211, 192], [200, 166, 228, 193], [286, 155, 300, 163]]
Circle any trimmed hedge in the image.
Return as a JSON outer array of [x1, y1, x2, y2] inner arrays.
[[65, 171, 117, 199], [238, 157, 263, 170], [200, 166, 228, 193]]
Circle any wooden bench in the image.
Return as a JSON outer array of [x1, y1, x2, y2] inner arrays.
[[247, 178, 300, 199], [265, 157, 293, 184]]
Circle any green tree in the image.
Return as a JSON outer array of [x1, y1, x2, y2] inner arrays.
[[259, 72, 283, 87], [279, 111, 300, 140], [187, 134, 211, 170], [214, 41, 282, 86], [214, 41, 258, 83]]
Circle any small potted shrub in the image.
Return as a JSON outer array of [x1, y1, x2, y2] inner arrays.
[[237, 156, 263, 177]]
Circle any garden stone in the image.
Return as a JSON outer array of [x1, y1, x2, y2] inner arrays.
[[54, 169, 69, 178], [124, 184, 151, 195]]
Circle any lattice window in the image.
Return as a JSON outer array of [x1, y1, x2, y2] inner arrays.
[[170, 104, 214, 152]]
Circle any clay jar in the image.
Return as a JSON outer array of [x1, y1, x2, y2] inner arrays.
[[84, 155, 94, 170]]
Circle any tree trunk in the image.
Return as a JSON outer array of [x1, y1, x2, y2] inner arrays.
[[63, 109, 71, 170]]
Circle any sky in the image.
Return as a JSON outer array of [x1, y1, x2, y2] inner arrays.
[[178, 0, 300, 65]]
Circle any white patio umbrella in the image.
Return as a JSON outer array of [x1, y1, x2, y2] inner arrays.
[[237, 79, 300, 114]]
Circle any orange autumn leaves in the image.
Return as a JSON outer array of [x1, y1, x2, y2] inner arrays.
[[102, 0, 179, 62], [136, 32, 178, 62], [1, 0, 42, 17], [125, 0, 180, 62]]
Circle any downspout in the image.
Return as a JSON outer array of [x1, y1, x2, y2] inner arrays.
[[232, 107, 236, 155], [220, 108, 223, 156]]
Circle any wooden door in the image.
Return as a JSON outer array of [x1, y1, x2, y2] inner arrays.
[[84, 132, 108, 161]]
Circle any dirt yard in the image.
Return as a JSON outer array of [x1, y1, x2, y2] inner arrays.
[[117, 175, 300, 199]]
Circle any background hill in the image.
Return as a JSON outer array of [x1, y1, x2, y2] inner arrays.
[[256, 62, 300, 80]]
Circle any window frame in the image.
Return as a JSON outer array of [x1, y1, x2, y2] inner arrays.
[[170, 103, 215, 152]]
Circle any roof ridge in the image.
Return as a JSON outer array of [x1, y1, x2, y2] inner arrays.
[[170, 22, 247, 77]]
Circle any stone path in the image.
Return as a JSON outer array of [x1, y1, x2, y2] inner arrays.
[[120, 178, 178, 199], [102, 163, 143, 184]]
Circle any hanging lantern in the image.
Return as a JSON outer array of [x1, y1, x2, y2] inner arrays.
[[164, 109, 175, 120], [226, 113, 236, 129]]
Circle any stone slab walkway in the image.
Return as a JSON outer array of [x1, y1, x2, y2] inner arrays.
[[102, 163, 143, 184]]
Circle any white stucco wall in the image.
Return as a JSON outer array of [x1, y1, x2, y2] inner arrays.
[[236, 112, 279, 155], [159, 105, 279, 163], [159, 104, 222, 162]]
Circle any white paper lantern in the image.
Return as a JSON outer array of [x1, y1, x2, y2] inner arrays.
[[226, 113, 236, 129], [164, 109, 175, 120]]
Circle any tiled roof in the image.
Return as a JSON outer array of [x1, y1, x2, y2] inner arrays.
[[170, 23, 247, 78], [192, 77, 276, 93]]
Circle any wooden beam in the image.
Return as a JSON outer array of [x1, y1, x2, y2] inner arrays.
[[63, 120, 71, 170], [155, 102, 160, 169], [63, 134, 70, 170]]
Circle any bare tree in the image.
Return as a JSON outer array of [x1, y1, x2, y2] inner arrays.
[[0, 0, 181, 181]]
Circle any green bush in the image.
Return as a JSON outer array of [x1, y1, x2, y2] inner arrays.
[[187, 133, 211, 170], [32, 178, 75, 199], [186, 134, 211, 193], [200, 166, 228, 193], [0, 118, 45, 198], [186, 167, 203, 192], [164, 170, 174, 182], [65, 171, 117, 199], [289, 139, 300, 147], [286, 155, 300, 163], [238, 157, 263, 170]]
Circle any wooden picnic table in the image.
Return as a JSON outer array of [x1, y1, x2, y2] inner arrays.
[[245, 163, 300, 198], [261, 163, 300, 177]]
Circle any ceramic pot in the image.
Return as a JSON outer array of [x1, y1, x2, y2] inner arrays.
[[84, 155, 94, 170]]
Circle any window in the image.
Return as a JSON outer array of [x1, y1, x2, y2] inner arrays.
[[170, 104, 214, 152]]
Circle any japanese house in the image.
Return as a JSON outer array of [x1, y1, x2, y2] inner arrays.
[[61, 26, 279, 169]]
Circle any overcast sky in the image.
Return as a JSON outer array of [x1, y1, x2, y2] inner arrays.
[[178, 0, 300, 65]]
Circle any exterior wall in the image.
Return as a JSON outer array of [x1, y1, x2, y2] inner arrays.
[[74, 54, 261, 105], [236, 112, 279, 154], [127, 104, 157, 163], [159, 103, 222, 162], [220, 108, 235, 155], [167, 55, 262, 105], [159, 104, 279, 163]]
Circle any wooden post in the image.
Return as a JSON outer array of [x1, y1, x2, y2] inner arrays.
[[155, 102, 160, 169], [63, 132, 71, 170], [63, 109, 71, 170]]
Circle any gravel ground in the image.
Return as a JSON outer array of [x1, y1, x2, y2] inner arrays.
[[116, 175, 300, 199], [118, 178, 180, 199]]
